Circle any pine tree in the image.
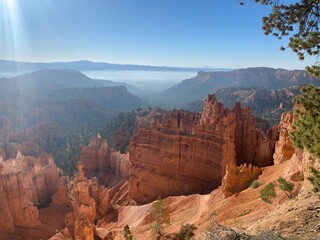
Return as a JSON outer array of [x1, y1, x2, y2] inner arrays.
[[123, 225, 133, 240], [291, 85, 320, 158], [246, 0, 320, 76], [149, 198, 170, 238]]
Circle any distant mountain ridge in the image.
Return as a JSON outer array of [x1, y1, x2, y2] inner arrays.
[[160, 67, 319, 106], [0, 59, 231, 72], [0, 69, 146, 129], [0, 69, 137, 92]]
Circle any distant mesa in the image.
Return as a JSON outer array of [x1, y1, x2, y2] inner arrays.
[[160, 67, 320, 107]]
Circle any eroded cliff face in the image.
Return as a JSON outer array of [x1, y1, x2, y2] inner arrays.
[[222, 163, 262, 198], [58, 161, 115, 240], [129, 94, 277, 204], [273, 112, 295, 165], [0, 152, 62, 235], [80, 136, 129, 185]]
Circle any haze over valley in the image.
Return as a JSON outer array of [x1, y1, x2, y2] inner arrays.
[[1, 0, 320, 240]]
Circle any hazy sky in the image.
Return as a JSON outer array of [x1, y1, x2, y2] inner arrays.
[[0, 0, 313, 69]]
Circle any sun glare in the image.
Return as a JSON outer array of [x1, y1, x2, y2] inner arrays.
[[1, 0, 23, 60], [1, 0, 16, 16]]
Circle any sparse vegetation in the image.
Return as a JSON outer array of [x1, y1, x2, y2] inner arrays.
[[259, 182, 276, 203], [149, 197, 170, 238], [250, 180, 263, 189], [277, 177, 295, 198], [178, 224, 197, 240], [43, 110, 140, 176], [290, 85, 320, 197], [307, 167, 320, 195], [291, 85, 320, 159], [123, 225, 133, 240]]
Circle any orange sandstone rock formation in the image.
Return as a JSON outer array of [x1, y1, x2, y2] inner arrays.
[[128, 94, 277, 204], [67, 162, 96, 240], [80, 136, 129, 185], [62, 162, 115, 240], [273, 112, 295, 165], [0, 152, 63, 235], [222, 162, 262, 198]]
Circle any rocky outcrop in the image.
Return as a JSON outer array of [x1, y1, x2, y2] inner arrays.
[[68, 162, 96, 240], [0, 152, 62, 234], [222, 162, 262, 198], [273, 112, 295, 165], [62, 162, 114, 240], [51, 176, 70, 207], [80, 136, 129, 185], [274, 111, 320, 184], [129, 94, 277, 204]]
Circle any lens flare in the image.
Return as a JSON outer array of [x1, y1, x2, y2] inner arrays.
[[1, 0, 23, 61]]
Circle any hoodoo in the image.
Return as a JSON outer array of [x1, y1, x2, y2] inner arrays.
[[128, 94, 277, 204]]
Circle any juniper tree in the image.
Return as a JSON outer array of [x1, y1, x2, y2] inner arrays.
[[260, 182, 277, 203], [149, 198, 170, 238], [277, 177, 295, 198], [123, 225, 133, 240], [178, 224, 197, 240]]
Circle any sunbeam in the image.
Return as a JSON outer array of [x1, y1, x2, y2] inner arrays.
[[1, 0, 25, 63]]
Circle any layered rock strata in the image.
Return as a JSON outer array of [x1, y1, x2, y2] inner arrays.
[[129, 94, 277, 204], [0, 152, 62, 234], [273, 111, 295, 165]]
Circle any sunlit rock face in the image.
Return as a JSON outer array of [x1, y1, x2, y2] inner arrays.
[[221, 162, 262, 198], [275, 111, 319, 185], [128, 94, 277, 204], [273, 111, 295, 165], [63, 162, 114, 240], [0, 153, 62, 234]]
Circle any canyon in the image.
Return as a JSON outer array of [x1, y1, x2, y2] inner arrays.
[[0, 152, 69, 240], [0, 93, 319, 240], [128, 94, 277, 204]]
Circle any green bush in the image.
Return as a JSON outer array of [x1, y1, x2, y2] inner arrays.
[[178, 224, 197, 240], [250, 180, 262, 189], [259, 182, 276, 203], [307, 167, 320, 194], [277, 177, 294, 198]]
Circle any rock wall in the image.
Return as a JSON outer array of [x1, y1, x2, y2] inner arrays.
[[273, 112, 295, 165], [80, 136, 129, 185], [221, 162, 262, 198], [128, 94, 277, 204], [272, 111, 320, 186], [0, 153, 62, 234]]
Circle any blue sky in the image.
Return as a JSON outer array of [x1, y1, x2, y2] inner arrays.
[[0, 0, 313, 69]]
